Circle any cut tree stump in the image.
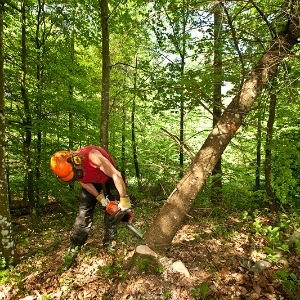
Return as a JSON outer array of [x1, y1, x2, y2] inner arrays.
[[126, 245, 190, 277]]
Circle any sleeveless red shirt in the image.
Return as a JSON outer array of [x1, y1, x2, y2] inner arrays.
[[76, 145, 116, 184]]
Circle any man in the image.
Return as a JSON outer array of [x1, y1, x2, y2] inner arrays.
[[50, 145, 133, 252]]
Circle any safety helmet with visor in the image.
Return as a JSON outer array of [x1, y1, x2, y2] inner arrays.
[[50, 150, 84, 182]]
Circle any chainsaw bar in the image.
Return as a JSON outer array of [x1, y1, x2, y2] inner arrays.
[[126, 223, 144, 238]]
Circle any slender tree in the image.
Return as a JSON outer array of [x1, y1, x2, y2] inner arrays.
[[34, 0, 46, 205], [99, 0, 110, 149], [0, 0, 16, 264], [132, 56, 142, 188], [20, 0, 34, 211], [265, 77, 278, 211], [255, 103, 263, 190], [211, 0, 223, 203]]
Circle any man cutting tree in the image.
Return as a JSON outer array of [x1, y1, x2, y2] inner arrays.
[[50, 145, 134, 254]]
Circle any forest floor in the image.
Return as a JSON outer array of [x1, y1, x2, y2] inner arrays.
[[1, 199, 300, 300]]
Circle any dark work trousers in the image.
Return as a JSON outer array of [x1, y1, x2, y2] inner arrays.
[[70, 178, 120, 249]]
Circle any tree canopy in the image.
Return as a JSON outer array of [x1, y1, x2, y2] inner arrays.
[[0, 0, 300, 298]]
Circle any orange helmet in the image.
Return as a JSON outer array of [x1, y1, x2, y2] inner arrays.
[[50, 150, 83, 182]]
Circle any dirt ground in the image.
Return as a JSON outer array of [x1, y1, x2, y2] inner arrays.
[[1, 202, 299, 300]]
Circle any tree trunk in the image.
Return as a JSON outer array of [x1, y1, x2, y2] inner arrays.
[[21, 0, 34, 211], [211, 0, 223, 203], [121, 105, 126, 178], [0, 0, 17, 264], [255, 106, 262, 190], [178, 0, 187, 178], [132, 56, 142, 189], [99, 0, 110, 149], [35, 0, 45, 207], [265, 83, 277, 211], [68, 28, 75, 151], [143, 26, 299, 255]]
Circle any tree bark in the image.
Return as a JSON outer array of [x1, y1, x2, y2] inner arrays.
[[178, 0, 188, 178], [265, 83, 277, 211], [211, 0, 223, 203], [21, 0, 34, 211], [0, 0, 17, 264], [132, 56, 142, 189], [99, 0, 110, 149], [144, 25, 299, 255], [255, 106, 262, 190], [34, 0, 46, 208]]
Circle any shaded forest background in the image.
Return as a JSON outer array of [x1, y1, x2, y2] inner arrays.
[[4, 0, 300, 215], [0, 0, 300, 299]]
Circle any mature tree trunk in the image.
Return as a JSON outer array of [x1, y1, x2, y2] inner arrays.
[[21, 0, 34, 211], [211, 0, 223, 203], [143, 20, 299, 254], [265, 83, 277, 211], [0, 0, 17, 264], [99, 0, 110, 149]]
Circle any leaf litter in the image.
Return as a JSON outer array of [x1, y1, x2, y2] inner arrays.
[[1, 203, 299, 300]]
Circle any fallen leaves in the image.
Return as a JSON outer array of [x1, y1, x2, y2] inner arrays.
[[1, 207, 299, 299]]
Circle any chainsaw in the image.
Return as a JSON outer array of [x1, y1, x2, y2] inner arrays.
[[106, 200, 144, 239]]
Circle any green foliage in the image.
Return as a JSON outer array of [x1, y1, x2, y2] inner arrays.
[[273, 269, 300, 299], [0, 256, 6, 270], [136, 257, 162, 274], [163, 289, 172, 299], [245, 211, 300, 265], [97, 259, 128, 281], [59, 247, 80, 274], [41, 296, 52, 300], [0, 257, 21, 285], [271, 128, 300, 207], [190, 282, 209, 300], [295, 240, 300, 255]]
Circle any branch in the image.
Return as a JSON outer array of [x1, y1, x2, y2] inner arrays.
[[249, 0, 276, 37], [160, 127, 195, 159], [220, 2, 246, 79], [4, 0, 21, 12]]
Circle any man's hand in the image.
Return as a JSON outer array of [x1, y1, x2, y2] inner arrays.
[[119, 195, 131, 211], [96, 193, 109, 207]]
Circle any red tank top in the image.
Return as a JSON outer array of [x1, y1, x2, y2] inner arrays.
[[76, 146, 116, 184]]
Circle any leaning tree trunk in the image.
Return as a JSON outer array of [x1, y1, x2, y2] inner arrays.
[[143, 22, 300, 255]]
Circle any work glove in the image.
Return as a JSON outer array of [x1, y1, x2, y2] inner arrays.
[[118, 195, 131, 211], [96, 193, 109, 207], [106, 200, 134, 225]]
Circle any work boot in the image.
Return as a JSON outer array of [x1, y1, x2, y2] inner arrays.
[[103, 240, 116, 253]]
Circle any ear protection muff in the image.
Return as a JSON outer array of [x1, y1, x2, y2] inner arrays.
[[67, 154, 83, 166], [66, 154, 84, 181]]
